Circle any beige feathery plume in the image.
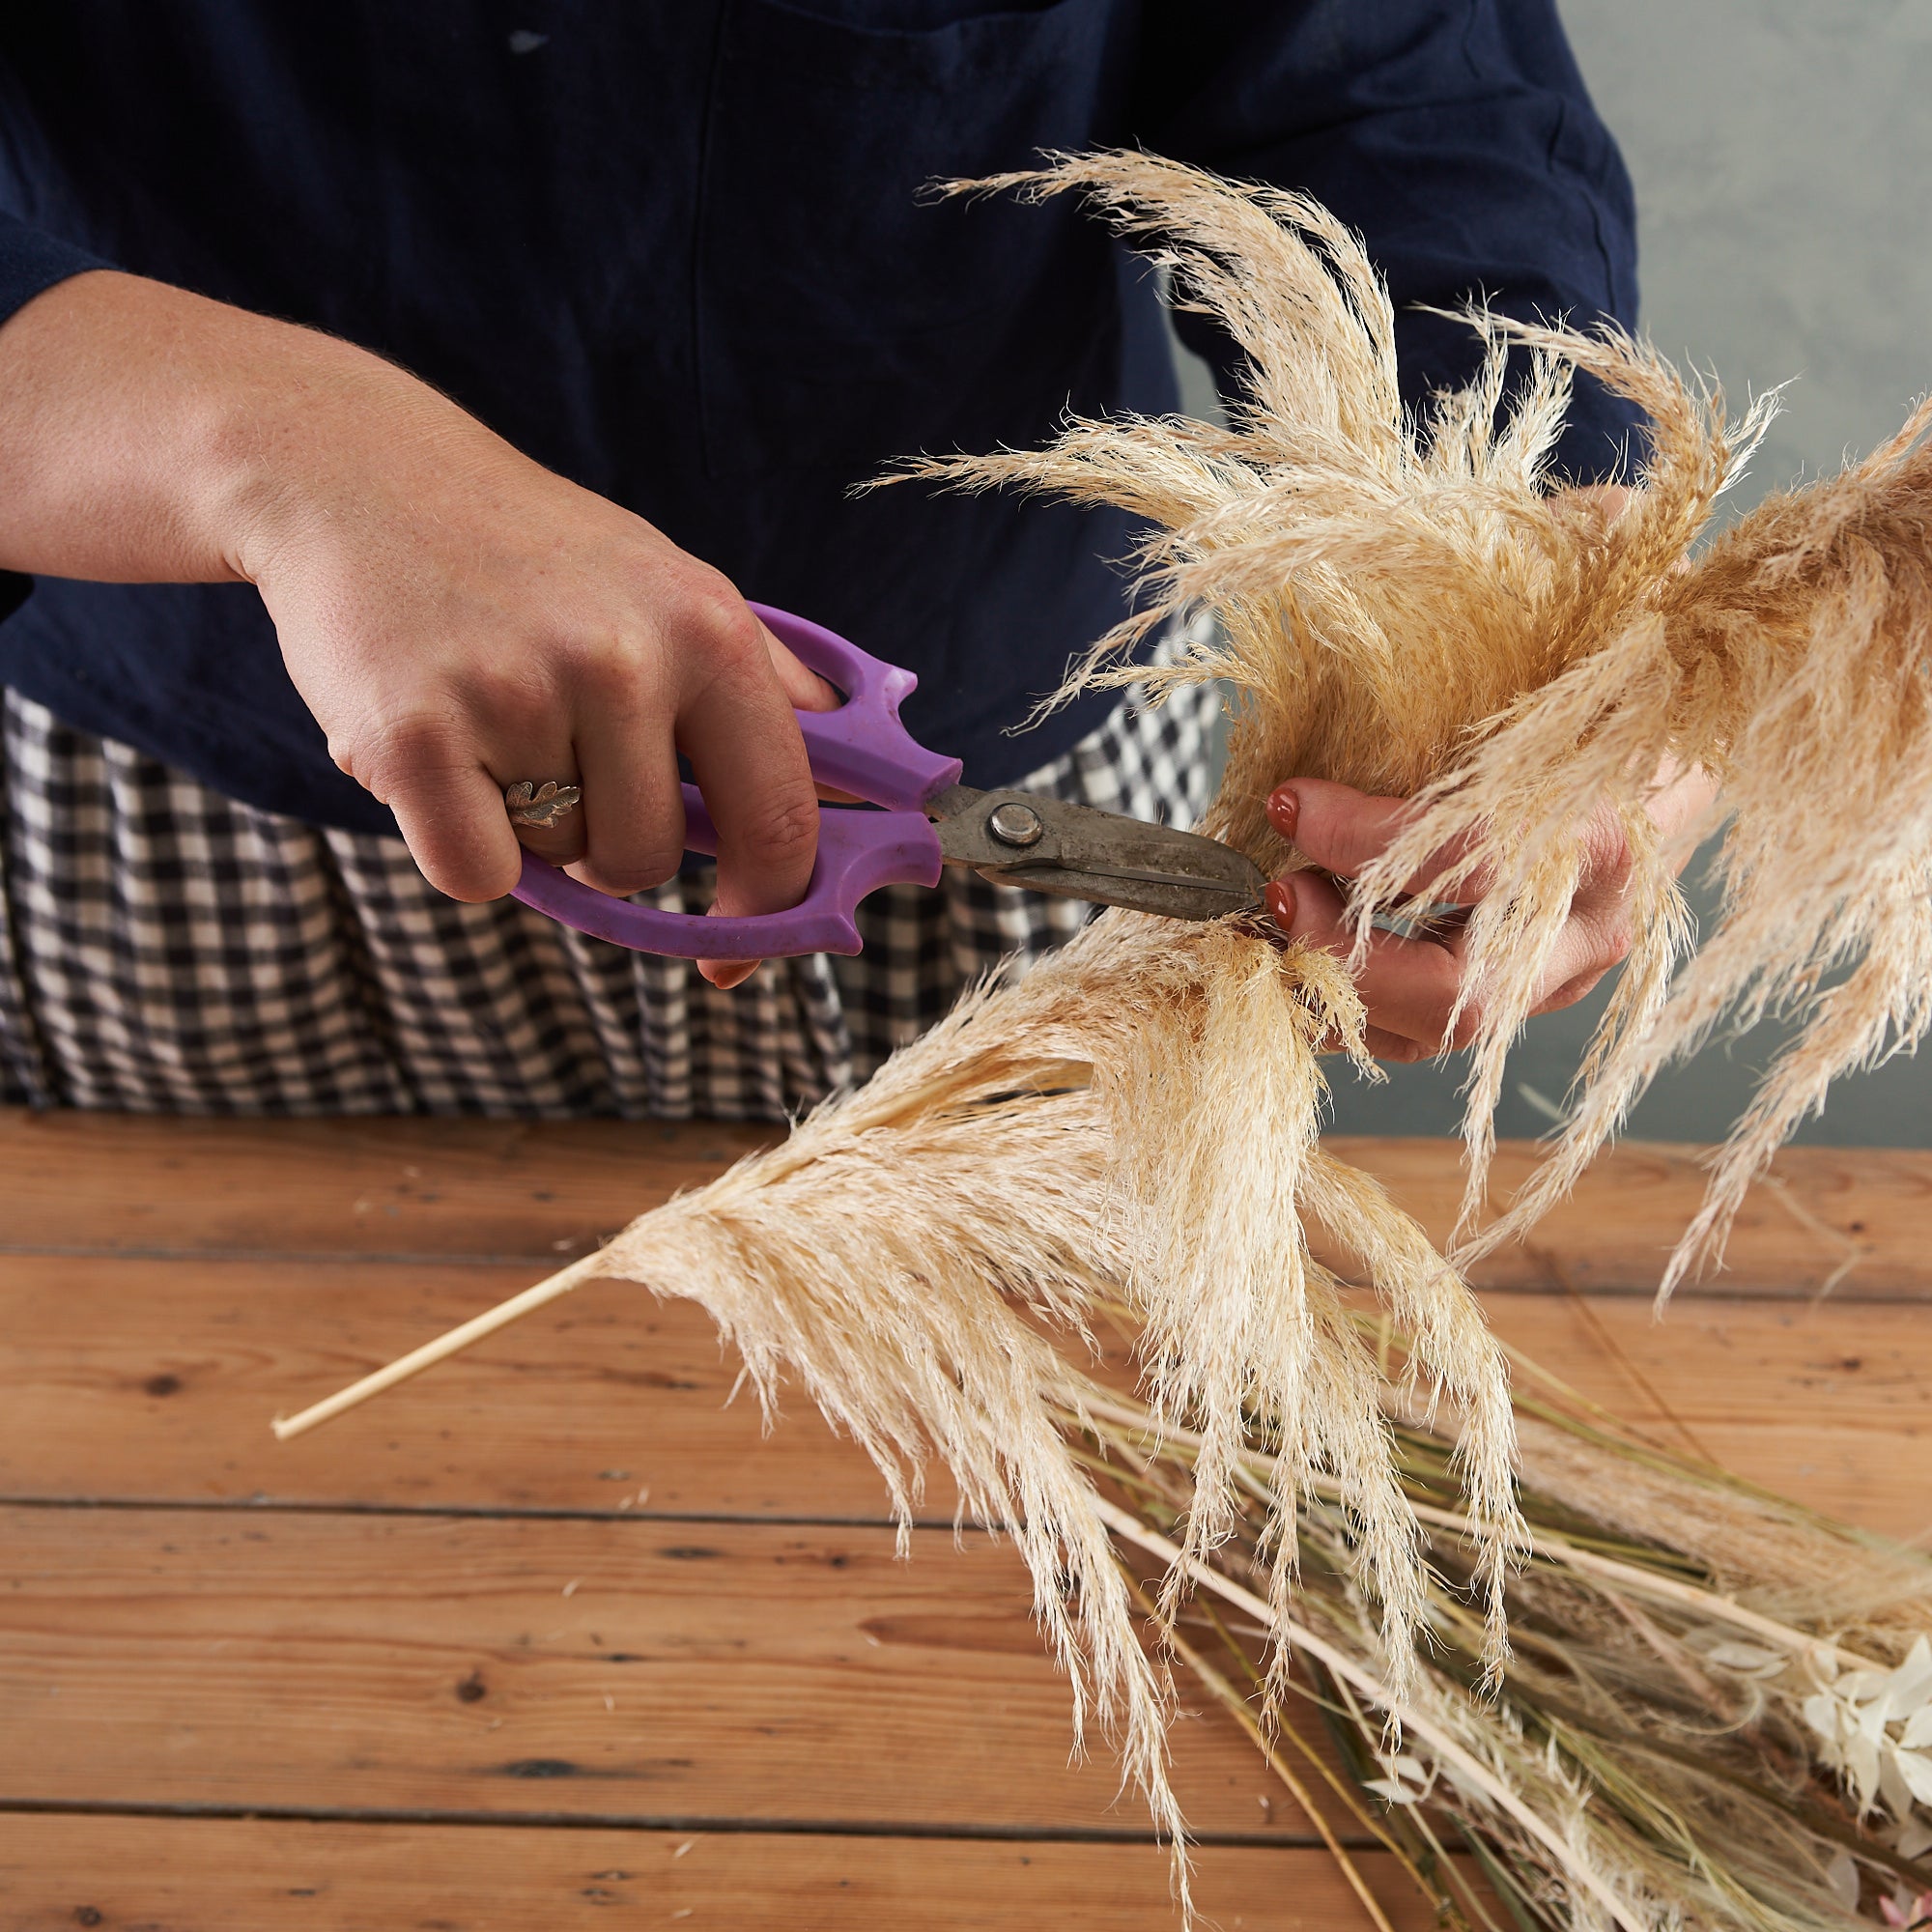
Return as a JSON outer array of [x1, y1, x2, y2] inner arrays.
[[1369, 387, 1932, 1290], [907, 149, 1930, 1297]]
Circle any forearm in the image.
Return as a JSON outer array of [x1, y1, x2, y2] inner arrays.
[[0, 269, 431, 584], [0, 265, 829, 956]]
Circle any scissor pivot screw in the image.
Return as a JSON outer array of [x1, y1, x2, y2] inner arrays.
[[987, 802, 1046, 848]]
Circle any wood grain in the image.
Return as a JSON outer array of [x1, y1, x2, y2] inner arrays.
[[0, 1816, 1434, 1932], [0, 1505, 1316, 1842], [0, 1109, 775, 1264], [1332, 1136, 1932, 1302], [1480, 1293, 1932, 1542], [3, 1107, 1926, 1930], [5, 1107, 1929, 1300], [0, 1252, 923, 1520], [2, 1250, 1924, 1536]]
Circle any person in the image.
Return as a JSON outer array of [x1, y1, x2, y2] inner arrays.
[[0, 3, 1680, 1116]]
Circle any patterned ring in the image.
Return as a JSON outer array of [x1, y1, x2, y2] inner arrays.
[[504, 780, 583, 830]]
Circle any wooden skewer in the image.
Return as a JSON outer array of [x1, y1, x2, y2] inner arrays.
[[270, 1250, 611, 1441]]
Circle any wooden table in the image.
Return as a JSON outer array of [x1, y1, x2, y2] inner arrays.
[[0, 1110, 1925, 1929]]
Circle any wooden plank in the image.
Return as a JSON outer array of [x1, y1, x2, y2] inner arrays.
[[2, 1249, 1926, 1536], [0, 1816, 1433, 1932], [0, 1252, 921, 1520], [0, 1109, 774, 1264], [1325, 1136, 1932, 1302], [0, 1506, 1315, 1842], [5, 1108, 1931, 1300], [1479, 1292, 1932, 1544]]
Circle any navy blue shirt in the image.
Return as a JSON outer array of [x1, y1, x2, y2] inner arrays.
[[0, 2, 1641, 838]]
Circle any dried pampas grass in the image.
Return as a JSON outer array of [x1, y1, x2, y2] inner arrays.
[[904, 150, 1932, 1293], [279, 151, 1932, 1916], [572, 903, 1522, 1901], [1365, 386, 1932, 1290]]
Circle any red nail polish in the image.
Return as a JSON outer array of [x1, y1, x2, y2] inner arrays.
[[1265, 879, 1296, 931], [1267, 785, 1299, 840]]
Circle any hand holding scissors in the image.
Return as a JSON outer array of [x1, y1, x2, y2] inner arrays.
[[506, 606, 1264, 961]]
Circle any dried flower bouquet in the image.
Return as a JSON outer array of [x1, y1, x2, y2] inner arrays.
[[1076, 1314, 1932, 1932]]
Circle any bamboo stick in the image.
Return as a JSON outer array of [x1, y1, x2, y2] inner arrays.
[[270, 1250, 610, 1441]]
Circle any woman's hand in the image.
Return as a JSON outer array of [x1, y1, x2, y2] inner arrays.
[[1261, 484, 1712, 1060], [1264, 763, 1717, 1061], [0, 270, 834, 988], [234, 359, 839, 990]]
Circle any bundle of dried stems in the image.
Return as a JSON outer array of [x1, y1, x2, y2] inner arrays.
[[1077, 1314, 1932, 1932], [276, 153, 1932, 1918]]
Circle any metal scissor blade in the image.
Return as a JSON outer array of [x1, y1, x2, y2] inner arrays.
[[927, 784, 1265, 923]]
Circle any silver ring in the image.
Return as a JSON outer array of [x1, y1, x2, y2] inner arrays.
[[504, 780, 582, 829]]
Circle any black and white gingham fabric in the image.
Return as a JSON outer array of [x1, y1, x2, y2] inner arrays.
[[0, 655, 1218, 1120]]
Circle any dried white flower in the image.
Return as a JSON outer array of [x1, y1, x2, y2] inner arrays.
[[1800, 1634, 1932, 1819]]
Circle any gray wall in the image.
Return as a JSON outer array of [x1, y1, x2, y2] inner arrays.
[[1178, 1, 1932, 1146], [1566, 0, 1932, 526]]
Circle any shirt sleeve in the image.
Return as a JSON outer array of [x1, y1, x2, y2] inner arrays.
[[1137, 0, 1646, 486], [0, 210, 113, 622], [0, 208, 108, 327]]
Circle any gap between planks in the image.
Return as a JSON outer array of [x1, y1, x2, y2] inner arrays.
[[0, 1796, 1320, 1849]]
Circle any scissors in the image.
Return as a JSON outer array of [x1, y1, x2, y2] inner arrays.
[[511, 605, 1265, 958]]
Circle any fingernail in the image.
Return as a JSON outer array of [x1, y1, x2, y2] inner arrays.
[[1267, 784, 1299, 840], [1264, 879, 1296, 933]]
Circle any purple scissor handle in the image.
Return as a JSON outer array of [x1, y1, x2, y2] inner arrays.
[[509, 605, 963, 958]]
